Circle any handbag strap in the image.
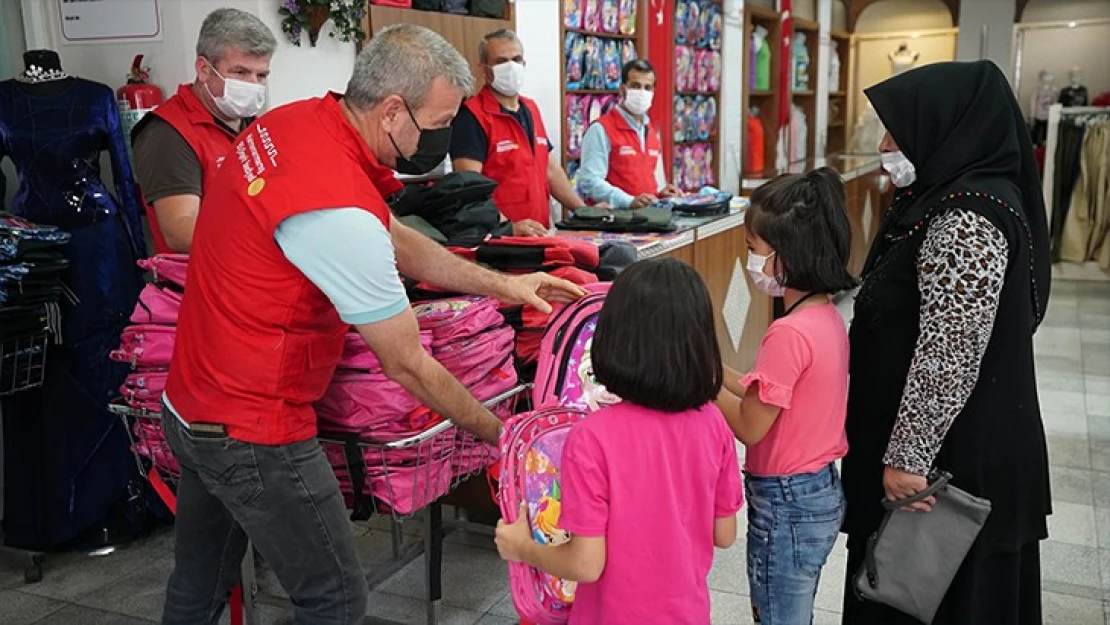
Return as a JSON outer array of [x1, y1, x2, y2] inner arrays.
[[880, 470, 952, 511]]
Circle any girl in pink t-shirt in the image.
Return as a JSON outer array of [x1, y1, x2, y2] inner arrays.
[[716, 168, 856, 625], [495, 258, 745, 625]]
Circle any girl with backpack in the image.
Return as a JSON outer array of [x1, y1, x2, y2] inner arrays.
[[716, 168, 857, 625], [495, 257, 745, 625]]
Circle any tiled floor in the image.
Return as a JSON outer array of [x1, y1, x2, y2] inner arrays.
[[2, 280, 1109, 625]]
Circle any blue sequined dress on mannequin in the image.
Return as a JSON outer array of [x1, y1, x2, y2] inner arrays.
[[0, 56, 146, 550]]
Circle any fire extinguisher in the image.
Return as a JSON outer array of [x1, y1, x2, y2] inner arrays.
[[117, 54, 164, 159]]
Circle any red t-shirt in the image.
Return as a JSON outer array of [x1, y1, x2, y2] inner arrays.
[[741, 303, 850, 476], [559, 402, 743, 625]]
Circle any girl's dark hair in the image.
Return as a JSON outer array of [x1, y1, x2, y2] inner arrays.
[[747, 167, 857, 295], [593, 258, 722, 412]]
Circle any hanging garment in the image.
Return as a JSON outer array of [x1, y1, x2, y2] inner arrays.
[[1050, 121, 1087, 260], [1058, 121, 1110, 267], [1059, 86, 1089, 108], [0, 77, 144, 549]]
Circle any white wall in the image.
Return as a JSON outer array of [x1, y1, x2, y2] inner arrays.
[[23, 0, 354, 109], [956, 0, 1014, 71], [1022, 0, 1110, 22], [855, 0, 953, 32], [515, 0, 564, 158]]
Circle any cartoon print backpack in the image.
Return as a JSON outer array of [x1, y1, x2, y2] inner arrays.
[[566, 96, 589, 158], [533, 282, 620, 411], [696, 0, 711, 48], [583, 0, 601, 32], [564, 0, 583, 28], [708, 4, 723, 50], [695, 50, 711, 93], [602, 40, 622, 90], [621, 40, 637, 66], [675, 46, 693, 92], [674, 0, 689, 44], [618, 0, 637, 35], [583, 37, 604, 91], [499, 407, 590, 625], [601, 0, 619, 33], [685, 0, 701, 47], [673, 95, 687, 143], [564, 33, 586, 90]]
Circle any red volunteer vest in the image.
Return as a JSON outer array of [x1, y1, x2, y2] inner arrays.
[[137, 84, 239, 253], [464, 86, 552, 227], [165, 93, 394, 445], [595, 108, 661, 198]]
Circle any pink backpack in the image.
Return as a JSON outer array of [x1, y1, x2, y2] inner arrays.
[[337, 330, 433, 371], [111, 324, 176, 369], [532, 282, 621, 411], [130, 283, 183, 325], [499, 407, 590, 624], [121, 370, 169, 412], [137, 254, 189, 288], [413, 297, 504, 348]]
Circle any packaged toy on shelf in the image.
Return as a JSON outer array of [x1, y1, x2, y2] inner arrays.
[[566, 96, 588, 158], [564, 33, 585, 90], [621, 40, 637, 66], [708, 4, 722, 50], [685, 0, 701, 47], [583, 37, 604, 90], [564, 0, 583, 28], [601, 0, 619, 33], [695, 50, 710, 93], [583, 0, 601, 32], [675, 46, 693, 92], [618, 0, 637, 35], [674, 0, 688, 44], [695, 0, 710, 48], [708, 50, 722, 91], [602, 39, 622, 90]]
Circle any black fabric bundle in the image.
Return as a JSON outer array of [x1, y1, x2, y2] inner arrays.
[[389, 171, 509, 247], [0, 213, 70, 343]]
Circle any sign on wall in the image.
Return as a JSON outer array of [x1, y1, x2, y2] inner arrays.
[[58, 0, 162, 44]]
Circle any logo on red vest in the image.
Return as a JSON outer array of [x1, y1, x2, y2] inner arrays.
[[536, 136, 549, 147], [495, 140, 519, 153], [648, 149, 660, 158], [618, 146, 638, 157]]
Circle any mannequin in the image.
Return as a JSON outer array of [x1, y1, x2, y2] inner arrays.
[[889, 42, 919, 76], [1059, 66, 1089, 107], [1029, 69, 1057, 145], [0, 50, 145, 550]]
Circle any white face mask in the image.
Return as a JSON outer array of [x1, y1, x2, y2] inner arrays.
[[880, 150, 917, 188], [623, 89, 653, 116], [205, 61, 266, 120], [490, 61, 526, 97], [746, 251, 787, 297]]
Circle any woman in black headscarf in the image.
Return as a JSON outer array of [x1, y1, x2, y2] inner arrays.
[[841, 60, 1053, 624]]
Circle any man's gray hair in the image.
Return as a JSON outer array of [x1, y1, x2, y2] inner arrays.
[[346, 24, 474, 111], [478, 29, 523, 65], [196, 8, 277, 63]]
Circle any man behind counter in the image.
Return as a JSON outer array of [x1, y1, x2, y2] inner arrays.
[[578, 59, 682, 208], [450, 29, 598, 238], [131, 8, 275, 253]]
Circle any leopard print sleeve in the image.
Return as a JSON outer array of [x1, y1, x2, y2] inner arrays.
[[882, 209, 1009, 475]]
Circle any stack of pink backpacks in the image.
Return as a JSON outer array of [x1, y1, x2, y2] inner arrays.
[[318, 296, 519, 515], [110, 253, 189, 475]]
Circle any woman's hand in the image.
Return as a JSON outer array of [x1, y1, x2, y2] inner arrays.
[[883, 466, 935, 512], [495, 503, 533, 563]]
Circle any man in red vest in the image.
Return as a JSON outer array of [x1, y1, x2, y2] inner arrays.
[[159, 25, 585, 625], [450, 29, 597, 238], [132, 8, 275, 253], [578, 60, 683, 208]]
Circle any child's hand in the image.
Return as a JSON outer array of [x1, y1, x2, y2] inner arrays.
[[495, 503, 533, 563]]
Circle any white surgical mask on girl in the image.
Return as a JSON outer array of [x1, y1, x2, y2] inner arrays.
[[880, 150, 917, 188], [746, 251, 787, 297], [623, 89, 653, 116], [205, 61, 266, 120], [490, 61, 526, 97]]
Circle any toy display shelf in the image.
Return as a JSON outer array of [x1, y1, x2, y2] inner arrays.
[[741, 4, 782, 179], [827, 29, 851, 156], [672, 0, 724, 194]]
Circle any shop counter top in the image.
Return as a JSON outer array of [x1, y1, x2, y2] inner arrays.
[[740, 154, 882, 191]]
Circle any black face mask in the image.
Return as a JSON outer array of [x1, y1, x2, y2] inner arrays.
[[388, 99, 452, 176]]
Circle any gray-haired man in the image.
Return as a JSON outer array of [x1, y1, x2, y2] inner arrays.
[[159, 23, 585, 625], [132, 7, 276, 253]]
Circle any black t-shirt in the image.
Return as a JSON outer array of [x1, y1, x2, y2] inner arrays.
[[1059, 86, 1088, 107], [449, 101, 554, 163]]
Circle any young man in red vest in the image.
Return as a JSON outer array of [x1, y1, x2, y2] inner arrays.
[[159, 25, 585, 625], [131, 8, 275, 253], [578, 59, 683, 208], [450, 29, 599, 238]]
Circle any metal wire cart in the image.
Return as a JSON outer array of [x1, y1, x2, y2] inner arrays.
[[111, 383, 529, 625]]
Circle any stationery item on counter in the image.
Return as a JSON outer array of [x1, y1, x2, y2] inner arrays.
[[696, 0, 711, 48], [564, 33, 586, 90], [792, 32, 810, 91], [659, 189, 733, 216], [621, 40, 637, 66], [602, 39, 622, 90], [601, 0, 619, 33], [558, 206, 676, 234], [618, 0, 637, 35], [675, 0, 689, 44], [695, 50, 710, 93], [686, 0, 701, 47], [708, 4, 723, 50], [566, 96, 588, 158], [533, 281, 614, 410], [583, 37, 604, 90], [829, 40, 841, 92], [564, 0, 583, 28], [708, 50, 722, 92], [498, 406, 590, 625], [583, 0, 601, 32]]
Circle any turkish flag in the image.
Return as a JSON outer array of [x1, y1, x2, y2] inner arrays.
[[779, 0, 793, 129], [647, 0, 674, 176]]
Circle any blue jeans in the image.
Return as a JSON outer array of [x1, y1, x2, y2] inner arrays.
[[745, 463, 845, 625]]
